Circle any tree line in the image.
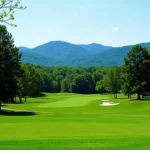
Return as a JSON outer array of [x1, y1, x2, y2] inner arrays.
[[20, 64, 109, 96], [1, 25, 150, 112]]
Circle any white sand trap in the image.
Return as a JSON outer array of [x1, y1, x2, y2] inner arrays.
[[100, 100, 120, 106]]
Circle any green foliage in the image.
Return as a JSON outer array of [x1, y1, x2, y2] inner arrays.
[[0, 25, 22, 110], [25, 65, 109, 95], [52, 80, 59, 92], [124, 45, 150, 99], [61, 75, 71, 92], [95, 80, 106, 93], [0, 0, 26, 26], [18, 64, 42, 100], [102, 67, 121, 98], [121, 66, 133, 97], [40, 73, 53, 93], [71, 73, 94, 94]]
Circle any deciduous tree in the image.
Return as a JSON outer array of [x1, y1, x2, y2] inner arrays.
[[124, 45, 150, 100], [0, 0, 26, 26], [103, 67, 121, 98]]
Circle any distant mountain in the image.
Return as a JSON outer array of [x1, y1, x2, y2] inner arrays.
[[68, 46, 132, 67], [20, 41, 91, 62], [139, 42, 150, 50], [21, 52, 64, 66], [69, 42, 150, 67], [19, 47, 31, 52], [78, 43, 112, 54], [19, 41, 150, 67], [19, 41, 112, 66]]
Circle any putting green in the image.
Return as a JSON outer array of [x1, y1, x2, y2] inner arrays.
[[38, 96, 105, 108]]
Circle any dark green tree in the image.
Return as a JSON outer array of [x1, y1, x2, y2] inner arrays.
[[40, 73, 53, 93], [95, 80, 106, 93], [18, 64, 29, 102], [121, 66, 133, 98], [52, 80, 59, 93], [61, 75, 71, 93], [103, 67, 121, 98], [124, 45, 150, 100], [71, 73, 94, 94], [0, 25, 22, 111]]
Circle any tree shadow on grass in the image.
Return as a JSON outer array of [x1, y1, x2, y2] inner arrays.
[[140, 98, 150, 101], [118, 98, 129, 100], [129, 99, 138, 101], [38, 97, 51, 99], [0, 110, 36, 116], [33, 102, 45, 104], [38, 93, 46, 97], [129, 97, 150, 101]]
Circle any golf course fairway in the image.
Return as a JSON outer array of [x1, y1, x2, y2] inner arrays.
[[0, 93, 150, 150]]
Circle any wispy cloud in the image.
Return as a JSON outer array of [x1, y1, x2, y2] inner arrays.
[[112, 27, 119, 32]]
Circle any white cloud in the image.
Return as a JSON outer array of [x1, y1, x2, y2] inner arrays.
[[112, 27, 119, 31]]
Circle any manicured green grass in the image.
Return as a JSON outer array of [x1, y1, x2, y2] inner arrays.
[[38, 95, 104, 108], [0, 93, 150, 149]]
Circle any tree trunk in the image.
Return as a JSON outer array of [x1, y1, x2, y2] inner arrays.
[[0, 82, 3, 113], [116, 93, 117, 99], [0, 99, 1, 113], [25, 96, 27, 102], [19, 96, 22, 103], [114, 93, 117, 99], [128, 94, 130, 98], [0, 86, 3, 113], [137, 92, 141, 100]]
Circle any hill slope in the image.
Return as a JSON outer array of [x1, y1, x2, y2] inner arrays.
[[20, 41, 150, 67], [78, 43, 112, 54], [68, 42, 150, 67], [21, 52, 64, 66], [68, 46, 131, 67], [20, 41, 91, 62]]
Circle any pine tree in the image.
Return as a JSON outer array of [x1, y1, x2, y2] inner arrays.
[[0, 25, 22, 112]]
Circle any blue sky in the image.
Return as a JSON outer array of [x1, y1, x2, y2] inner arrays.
[[5, 0, 150, 48]]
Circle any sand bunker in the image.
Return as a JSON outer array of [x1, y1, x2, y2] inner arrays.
[[100, 100, 120, 106]]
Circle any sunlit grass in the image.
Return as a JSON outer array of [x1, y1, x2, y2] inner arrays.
[[0, 93, 150, 149]]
